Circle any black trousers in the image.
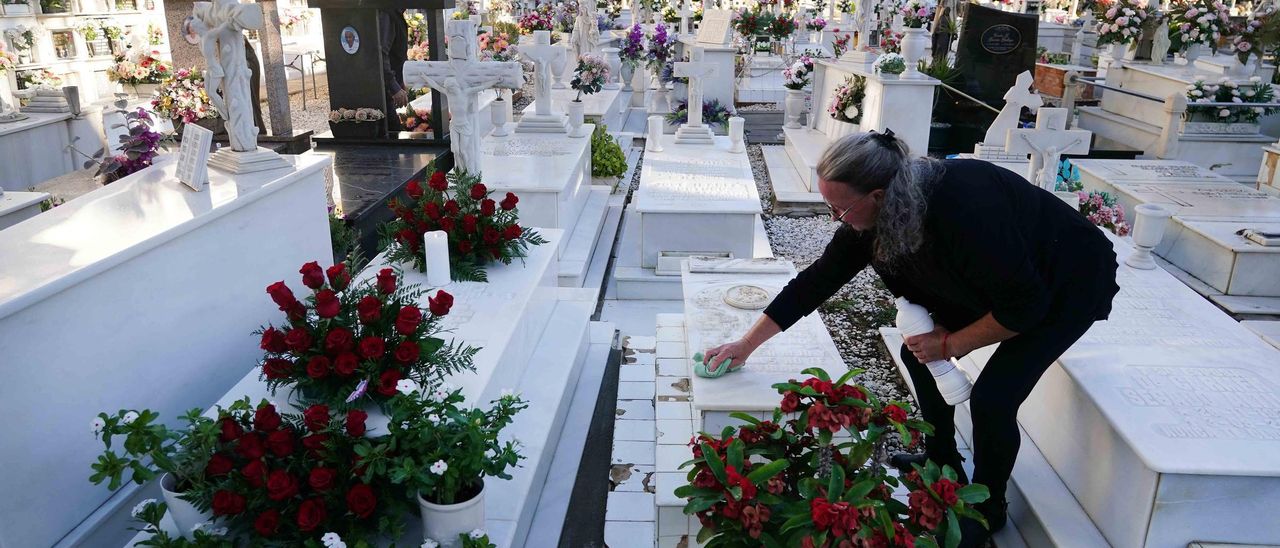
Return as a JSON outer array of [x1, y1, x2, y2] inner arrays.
[[900, 315, 1095, 502]]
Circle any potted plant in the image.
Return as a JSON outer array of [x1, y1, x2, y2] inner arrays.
[[618, 24, 646, 92], [257, 260, 478, 408], [327, 107, 385, 139], [382, 166, 549, 282], [827, 75, 865, 139], [384, 383, 526, 548], [782, 54, 815, 129], [1167, 0, 1230, 62], [665, 98, 735, 132], [676, 368, 990, 547], [805, 15, 826, 42], [1077, 190, 1131, 236], [106, 51, 172, 97], [569, 53, 609, 137], [1183, 76, 1278, 133], [646, 23, 675, 104], [768, 14, 797, 44], [89, 407, 221, 537], [4, 27, 35, 64], [1094, 0, 1149, 60], [898, 0, 934, 78], [874, 52, 906, 79], [151, 67, 222, 138], [87, 106, 172, 184]]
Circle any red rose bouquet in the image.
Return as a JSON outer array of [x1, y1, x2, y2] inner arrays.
[[677, 368, 988, 547], [259, 260, 479, 405], [383, 167, 547, 282]]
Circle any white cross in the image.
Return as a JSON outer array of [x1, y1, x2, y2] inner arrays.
[[983, 70, 1043, 146], [405, 19, 522, 175], [674, 46, 719, 128], [678, 0, 694, 35], [518, 30, 568, 118], [1004, 108, 1092, 190]]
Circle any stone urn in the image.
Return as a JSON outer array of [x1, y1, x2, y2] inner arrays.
[[620, 61, 634, 91], [602, 47, 622, 89], [900, 27, 928, 78], [783, 88, 805, 129]]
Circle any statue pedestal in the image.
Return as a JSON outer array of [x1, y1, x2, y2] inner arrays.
[[674, 124, 715, 145], [515, 113, 570, 134], [208, 147, 294, 174]]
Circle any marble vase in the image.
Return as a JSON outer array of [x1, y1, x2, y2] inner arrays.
[[620, 62, 634, 91], [602, 47, 622, 89], [900, 28, 927, 78], [568, 99, 588, 137], [783, 88, 805, 129]]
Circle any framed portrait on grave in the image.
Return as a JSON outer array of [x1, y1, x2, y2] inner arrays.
[[176, 122, 214, 191], [340, 26, 360, 54], [181, 16, 200, 45]]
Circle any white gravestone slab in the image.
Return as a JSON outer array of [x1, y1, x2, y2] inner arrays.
[[1072, 159, 1231, 184], [406, 19, 523, 175], [0, 191, 49, 231], [696, 8, 734, 45], [1011, 234, 1280, 548], [516, 31, 570, 133], [635, 134, 762, 268], [672, 46, 719, 145], [176, 122, 214, 191], [681, 259, 844, 433], [1158, 219, 1280, 296]]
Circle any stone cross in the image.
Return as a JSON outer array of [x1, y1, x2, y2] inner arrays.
[[405, 18, 523, 175], [519, 30, 567, 118], [983, 70, 1043, 146], [192, 0, 265, 153], [678, 0, 694, 35], [1004, 108, 1092, 190], [673, 46, 720, 144]]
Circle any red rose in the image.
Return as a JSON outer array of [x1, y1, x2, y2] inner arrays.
[[219, 417, 243, 442], [480, 198, 496, 216], [425, 201, 442, 220], [346, 483, 378, 518], [254, 404, 281, 432], [470, 182, 488, 199], [376, 268, 397, 295], [237, 432, 266, 460], [266, 281, 298, 310], [326, 263, 351, 291], [780, 392, 801, 413], [284, 328, 312, 353], [883, 404, 909, 424], [299, 261, 325, 290], [296, 498, 327, 532], [309, 467, 337, 491], [325, 328, 355, 353], [262, 358, 292, 379], [931, 478, 960, 507], [357, 295, 382, 323], [359, 337, 385, 359], [254, 509, 281, 537], [205, 453, 233, 476], [503, 224, 523, 240], [458, 240, 473, 254], [306, 355, 331, 379], [266, 470, 301, 501], [406, 178, 424, 199], [301, 433, 330, 454], [440, 217, 456, 232], [266, 429, 295, 457], [500, 192, 518, 210], [428, 170, 448, 191], [346, 409, 368, 437], [260, 327, 288, 353], [483, 227, 501, 245], [396, 228, 416, 246], [463, 214, 478, 233], [286, 302, 307, 322], [428, 290, 453, 317], [376, 369, 402, 396], [315, 289, 341, 318], [444, 200, 459, 216], [211, 490, 246, 516], [396, 305, 423, 335], [334, 352, 360, 376], [241, 459, 267, 487], [303, 404, 330, 432], [394, 340, 420, 364]]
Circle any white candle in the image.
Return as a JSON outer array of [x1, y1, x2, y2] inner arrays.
[[647, 115, 665, 152], [423, 230, 451, 287]]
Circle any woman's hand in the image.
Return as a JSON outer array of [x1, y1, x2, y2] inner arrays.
[[905, 327, 952, 364], [702, 339, 755, 373]]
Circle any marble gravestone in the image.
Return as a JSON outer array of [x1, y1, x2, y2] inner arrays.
[[696, 8, 734, 45], [955, 4, 1039, 104], [672, 46, 719, 145], [516, 31, 570, 133]]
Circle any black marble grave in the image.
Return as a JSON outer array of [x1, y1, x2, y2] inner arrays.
[[317, 143, 453, 258], [955, 4, 1039, 103]]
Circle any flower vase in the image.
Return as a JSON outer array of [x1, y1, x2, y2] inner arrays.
[[130, 82, 160, 98], [651, 86, 671, 114], [568, 99, 588, 137], [1183, 43, 1205, 64], [900, 27, 927, 78], [602, 47, 622, 89], [784, 89, 805, 129], [620, 62, 634, 91], [551, 50, 569, 89], [1231, 56, 1256, 78], [828, 118, 859, 139], [419, 483, 486, 548], [160, 473, 213, 539], [811, 31, 823, 43]]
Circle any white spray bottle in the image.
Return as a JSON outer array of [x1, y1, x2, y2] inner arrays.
[[895, 297, 973, 405]]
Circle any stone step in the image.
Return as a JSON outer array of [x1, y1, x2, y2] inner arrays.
[[782, 125, 828, 192], [1242, 320, 1280, 349], [760, 144, 825, 216], [559, 186, 614, 288]]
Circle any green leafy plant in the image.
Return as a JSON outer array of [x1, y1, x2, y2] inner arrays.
[[129, 500, 235, 547], [591, 124, 627, 178], [89, 408, 221, 492], [328, 207, 363, 270], [381, 384, 526, 505], [677, 368, 989, 547]]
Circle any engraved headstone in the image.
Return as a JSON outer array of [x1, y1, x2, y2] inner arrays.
[[515, 30, 570, 133], [956, 4, 1039, 103], [696, 8, 734, 45], [176, 122, 214, 191]]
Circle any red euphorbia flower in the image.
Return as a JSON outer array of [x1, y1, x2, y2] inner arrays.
[[908, 489, 945, 530], [932, 478, 960, 506], [882, 403, 909, 424]]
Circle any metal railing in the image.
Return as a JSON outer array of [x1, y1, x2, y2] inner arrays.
[[1068, 74, 1280, 109], [937, 82, 1001, 115]]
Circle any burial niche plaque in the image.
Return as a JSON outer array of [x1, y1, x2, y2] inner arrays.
[[980, 24, 1022, 54]]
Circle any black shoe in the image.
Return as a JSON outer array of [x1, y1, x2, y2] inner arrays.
[[956, 498, 1007, 548], [976, 498, 1008, 533], [888, 452, 970, 484]]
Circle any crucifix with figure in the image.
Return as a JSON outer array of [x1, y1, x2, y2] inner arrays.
[[1004, 107, 1092, 191], [515, 30, 570, 133], [673, 46, 719, 145], [405, 18, 522, 175]]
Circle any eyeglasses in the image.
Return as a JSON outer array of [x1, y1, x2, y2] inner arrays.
[[824, 192, 872, 223]]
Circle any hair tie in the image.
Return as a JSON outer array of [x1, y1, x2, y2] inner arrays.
[[871, 128, 897, 147]]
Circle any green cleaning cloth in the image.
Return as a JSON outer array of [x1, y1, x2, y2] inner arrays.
[[692, 352, 741, 379]]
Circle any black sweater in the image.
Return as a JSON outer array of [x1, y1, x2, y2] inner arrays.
[[763, 159, 1120, 334]]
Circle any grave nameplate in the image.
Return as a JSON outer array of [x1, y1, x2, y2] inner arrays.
[[696, 8, 734, 45], [1072, 159, 1230, 184], [955, 4, 1039, 103], [176, 123, 214, 191]]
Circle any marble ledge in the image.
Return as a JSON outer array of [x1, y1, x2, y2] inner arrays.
[[0, 111, 72, 137]]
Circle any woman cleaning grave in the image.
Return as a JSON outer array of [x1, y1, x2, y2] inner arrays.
[[700, 130, 1120, 546]]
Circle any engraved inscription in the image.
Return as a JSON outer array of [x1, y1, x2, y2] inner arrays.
[[1119, 365, 1280, 441], [482, 139, 572, 157], [686, 283, 841, 373]]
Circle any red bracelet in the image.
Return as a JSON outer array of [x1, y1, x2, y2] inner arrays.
[[941, 333, 950, 359]]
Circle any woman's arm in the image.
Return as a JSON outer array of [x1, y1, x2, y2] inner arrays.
[[904, 312, 1017, 363]]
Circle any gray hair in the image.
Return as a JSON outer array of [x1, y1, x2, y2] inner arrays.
[[816, 131, 943, 267]]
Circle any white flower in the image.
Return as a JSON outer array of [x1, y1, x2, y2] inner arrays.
[[322, 532, 347, 548], [421, 541, 440, 548], [121, 411, 139, 425], [396, 379, 421, 395], [1251, 76, 1263, 83], [427, 413, 441, 424], [843, 105, 859, 119], [430, 460, 449, 475], [401, 420, 412, 429], [131, 499, 158, 518], [469, 529, 487, 539], [91, 417, 106, 435], [1191, 89, 1203, 96], [1219, 108, 1231, 117]]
